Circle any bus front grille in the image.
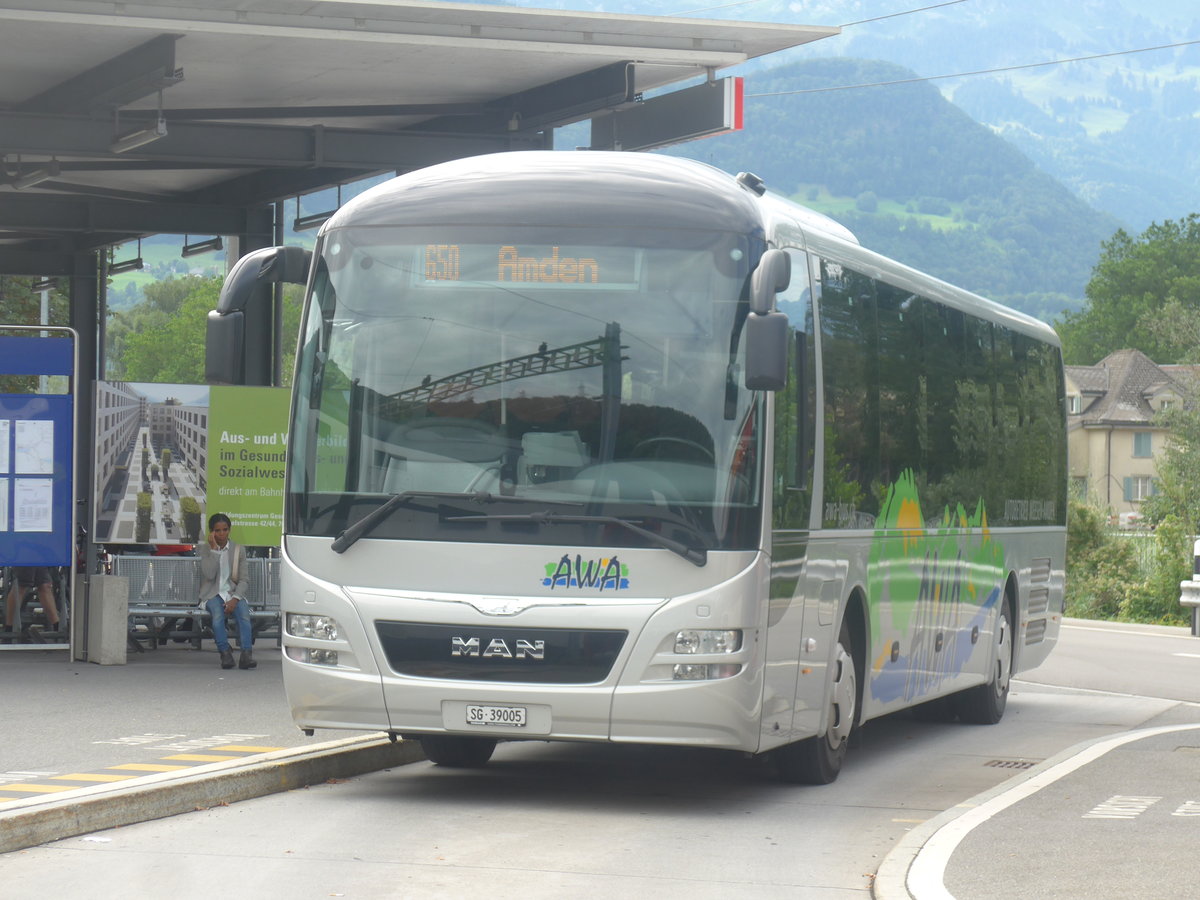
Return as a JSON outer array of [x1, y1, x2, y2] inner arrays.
[[375, 621, 627, 684]]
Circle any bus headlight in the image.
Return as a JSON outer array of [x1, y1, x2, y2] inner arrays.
[[675, 629, 741, 654], [285, 646, 339, 666], [672, 630, 742, 680], [287, 613, 340, 641]]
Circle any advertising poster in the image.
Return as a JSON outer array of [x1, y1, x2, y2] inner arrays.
[[93, 382, 289, 547], [206, 385, 290, 547]]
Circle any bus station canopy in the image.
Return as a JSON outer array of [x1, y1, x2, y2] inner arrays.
[[0, 0, 837, 277]]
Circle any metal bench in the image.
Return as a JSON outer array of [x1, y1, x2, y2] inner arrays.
[[114, 556, 280, 652]]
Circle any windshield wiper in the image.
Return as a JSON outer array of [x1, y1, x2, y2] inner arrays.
[[331, 490, 511, 553], [331, 491, 580, 553], [441, 510, 708, 567]]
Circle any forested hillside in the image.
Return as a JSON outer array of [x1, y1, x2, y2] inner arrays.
[[533, 0, 1200, 232], [665, 58, 1122, 321]]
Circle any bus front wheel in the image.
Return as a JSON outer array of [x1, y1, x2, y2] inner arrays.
[[419, 735, 497, 768], [775, 622, 858, 784]]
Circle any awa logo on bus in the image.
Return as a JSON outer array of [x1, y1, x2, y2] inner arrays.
[[542, 554, 629, 591]]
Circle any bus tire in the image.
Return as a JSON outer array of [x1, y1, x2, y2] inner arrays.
[[419, 735, 498, 768], [912, 695, 958, 723], [953, 596, 1013, 725], [775, 622, 857, 784]]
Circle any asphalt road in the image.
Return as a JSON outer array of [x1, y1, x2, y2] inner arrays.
[[1018, 618, 1200, 703], [0, 620, 1196, 899]]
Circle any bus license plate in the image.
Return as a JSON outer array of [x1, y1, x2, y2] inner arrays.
[[465, 704, 527, 727]]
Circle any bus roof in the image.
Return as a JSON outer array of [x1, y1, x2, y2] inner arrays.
[[326, 150, 1059, 347], [325, 150, 765, 237]]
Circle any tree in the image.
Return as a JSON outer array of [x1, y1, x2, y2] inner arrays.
[[0, 276, 70, 327], [1, 276, 73, 393], [109, 274, 303, 386], [136, 492, 152, 543], [180, 496, 202, 543], [855, 190, 878, 213], [118, 277, 221, 383], [1057, 214, 1200, 364]]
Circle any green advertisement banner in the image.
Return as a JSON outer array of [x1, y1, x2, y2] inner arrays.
[[206, 386, 290, 546], [92, 382, 290, 547]]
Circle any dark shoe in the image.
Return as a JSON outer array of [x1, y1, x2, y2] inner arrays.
[[220, 650, 235, 669], [239, 650, 257, 670]]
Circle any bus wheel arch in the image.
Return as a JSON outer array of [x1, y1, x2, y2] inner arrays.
[[774, 592, 865, 784], [953, 578, 1016, 725]]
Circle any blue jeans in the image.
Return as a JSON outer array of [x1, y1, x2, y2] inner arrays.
[[205, 596, 253, 652]]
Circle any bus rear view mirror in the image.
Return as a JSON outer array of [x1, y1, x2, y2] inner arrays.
[[744, 310, 788, 391], [744, 248, 791, 390], [205, 309, 245, 385], [206, 245, 312, 385], [216, 245, 312, 315]]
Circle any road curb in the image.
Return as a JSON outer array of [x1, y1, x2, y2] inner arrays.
[[0, 734, 425, 854]]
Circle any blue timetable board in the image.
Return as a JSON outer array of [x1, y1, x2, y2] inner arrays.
[[0, 333, 76, 566]]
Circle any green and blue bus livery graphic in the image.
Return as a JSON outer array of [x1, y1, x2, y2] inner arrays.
[[867, 470, 1006, 705]]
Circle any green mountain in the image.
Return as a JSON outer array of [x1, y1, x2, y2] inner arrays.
[[665, 58, 1122, 322], [535, 0, 1200, 231]]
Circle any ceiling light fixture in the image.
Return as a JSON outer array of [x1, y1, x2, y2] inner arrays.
[[182, 235, 224, 257], [12, 159, 61, 189], [109, 238, 144, 274], [110, 116, 168, 153], [292, 186, 341, 231]]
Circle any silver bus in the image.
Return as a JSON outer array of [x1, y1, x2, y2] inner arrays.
[[211, 151, 1066, 782]]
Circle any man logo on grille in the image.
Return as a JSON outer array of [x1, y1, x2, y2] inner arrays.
[[451, 636, 545, 659]]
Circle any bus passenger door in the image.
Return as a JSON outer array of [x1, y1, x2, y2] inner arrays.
[[762, 248, 817, 751]]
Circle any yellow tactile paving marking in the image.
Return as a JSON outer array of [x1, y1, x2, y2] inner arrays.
[[111, 763, 191, 772], [161, 753, 241, 762], [0, 744, 286, 805], [1, 784, 76, 793]]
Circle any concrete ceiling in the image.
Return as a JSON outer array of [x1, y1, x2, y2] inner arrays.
[[0, 0, 837, 276]]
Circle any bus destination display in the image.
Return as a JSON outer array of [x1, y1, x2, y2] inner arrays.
[[422, 244, 640, 289]]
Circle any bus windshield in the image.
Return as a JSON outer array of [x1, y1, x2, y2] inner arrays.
[[288, 225, 766, 553]]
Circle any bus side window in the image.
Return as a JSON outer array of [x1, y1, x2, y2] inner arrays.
[[875, 283, 925, 491], [819, 259, 877, 528]]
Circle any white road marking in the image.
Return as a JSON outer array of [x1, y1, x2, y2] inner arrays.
[[1062, 622, 1192, 640], [1082, 794, 1161, 819], [905, 723, 1200, 900]]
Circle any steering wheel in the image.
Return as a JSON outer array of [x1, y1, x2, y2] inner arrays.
[[630, 436, 715, 464]]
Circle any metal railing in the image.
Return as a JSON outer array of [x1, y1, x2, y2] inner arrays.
[[112, 555, 280, 613]]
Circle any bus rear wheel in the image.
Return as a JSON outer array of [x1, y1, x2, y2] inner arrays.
[[775, 622, 857, 784], [953, 597, 1013, 725], [419, 735, 497, 768]]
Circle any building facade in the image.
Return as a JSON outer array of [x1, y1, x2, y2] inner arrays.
[[1065, 349, 1196, 521]]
